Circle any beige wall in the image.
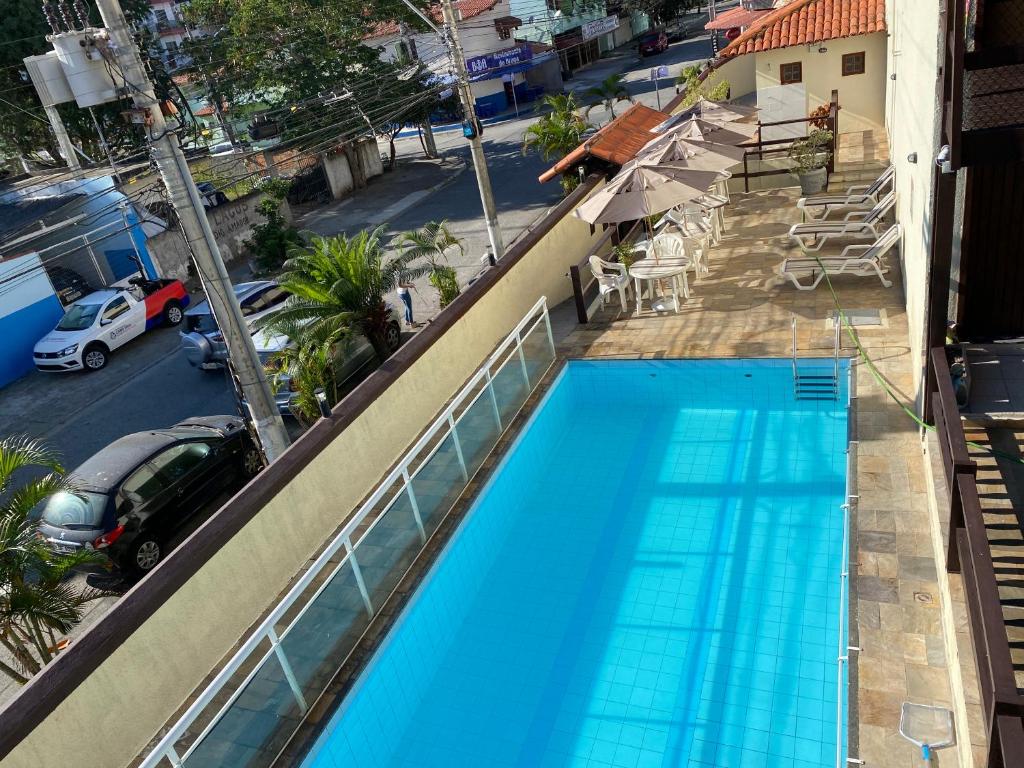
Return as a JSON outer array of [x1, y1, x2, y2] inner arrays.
[[3, 183, 606, 768], [702, 54, 756, 101], [755, 33, 888, 134], [884, 0, 942, 403]]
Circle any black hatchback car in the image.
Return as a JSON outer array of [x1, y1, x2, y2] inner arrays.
[[36, 416, 262, 576]]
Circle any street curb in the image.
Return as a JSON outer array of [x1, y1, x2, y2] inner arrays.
[[368, 158, 468, 226], [396, 107, 539, 139]]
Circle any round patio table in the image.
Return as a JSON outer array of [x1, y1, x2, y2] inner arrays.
[[629, 257, 691, 316]]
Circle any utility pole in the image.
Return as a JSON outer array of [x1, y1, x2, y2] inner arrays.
[[94, 0, 290, 461], [438, 0, 504, 258], [42, 104, 81, 171]]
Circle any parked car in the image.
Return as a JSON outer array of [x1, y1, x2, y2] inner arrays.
[[639, 29, 669, 56], [33, 277, 190, 373], [254, 314, 402, 415], [724, 26, 742, 41], [196, 181, 229, 209], [35, 416, 261, 576], [46, 266, 96, 306], [180, 281, 291, 370]]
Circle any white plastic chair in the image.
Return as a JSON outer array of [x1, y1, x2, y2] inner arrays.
[[788, 192, 895, 252], [589, 255, 631, 314], [648, 233, 692, 299], [797, 165, 895, 220]]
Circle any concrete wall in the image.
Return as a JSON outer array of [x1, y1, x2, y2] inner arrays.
[[2, 182, 606, 768], [322, 139, 385, 200], [884, 0, 942, 402], [146, 191, 294, 281], [754, 33, 888, 134], [0, 253, 65, 389]]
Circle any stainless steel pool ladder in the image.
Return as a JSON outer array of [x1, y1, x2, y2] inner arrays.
[[791, 315, 841, 401]]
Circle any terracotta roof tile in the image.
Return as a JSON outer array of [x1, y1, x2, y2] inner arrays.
[[720, 0, 885, 57], [365, 0, 499, 40], [538, 104, 670, 182]]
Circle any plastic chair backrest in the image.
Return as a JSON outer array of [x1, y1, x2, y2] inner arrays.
[[651, 233, 686, 260]]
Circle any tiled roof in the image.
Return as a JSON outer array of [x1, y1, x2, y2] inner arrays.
[[705, 7, 770, 31], [720, 0, 885, 57], [365, 0, 500, 40], [538, 104, 670, 183]]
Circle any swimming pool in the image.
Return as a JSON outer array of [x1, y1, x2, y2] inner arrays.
[[303, 359, 850, 768]]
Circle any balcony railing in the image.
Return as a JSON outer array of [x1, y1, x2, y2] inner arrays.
[[929, 347, 1024, 766], [139, 297, 556, 768]]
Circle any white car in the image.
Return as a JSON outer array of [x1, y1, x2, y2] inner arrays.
[[33, 278, 190, 373]]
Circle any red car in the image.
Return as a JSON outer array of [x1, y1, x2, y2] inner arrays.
[[724, 26, 742, 41], [639, 30, 669, 56]]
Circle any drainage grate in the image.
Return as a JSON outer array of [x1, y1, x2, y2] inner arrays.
[[829, 309, 882, 328]]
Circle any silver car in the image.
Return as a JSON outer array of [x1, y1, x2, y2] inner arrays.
[[180, 281, 290, 370]]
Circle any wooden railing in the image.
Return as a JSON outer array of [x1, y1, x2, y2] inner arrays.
[[568, 220, 644, 324], [930, 347, 1024, 767], [738, 89, 840, 193]]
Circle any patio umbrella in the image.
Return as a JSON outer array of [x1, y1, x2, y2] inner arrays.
[[689, 97, 760, 123], [573, 164, 723, 225], [672, 115, 758, 145], [639, 129, 747, 166]]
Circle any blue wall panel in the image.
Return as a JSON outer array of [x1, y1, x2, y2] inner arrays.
[[0, 295, 65, 389]]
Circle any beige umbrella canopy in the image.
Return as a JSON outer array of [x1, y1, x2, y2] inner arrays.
[[639, 129, 747, 165], [672, 115, 758, 144], [573, 164, 723, 225], [688, 97, 760, 123]]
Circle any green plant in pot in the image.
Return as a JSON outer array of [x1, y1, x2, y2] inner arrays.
[[789, 128, 834, 195], [612, 242, 638, 270]]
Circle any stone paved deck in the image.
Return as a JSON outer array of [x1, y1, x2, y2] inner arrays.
[[558, 187, 962, 767]]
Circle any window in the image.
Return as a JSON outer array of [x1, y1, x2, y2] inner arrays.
[[102, 296, 130, 321], [153, 8, 168, 23], [241, 286, 289, 315], [497, 25, 511, 40], [842, 51, 865, 76], [151, 442, 211, 483], [120, 465, 165, 506], [780, 61, 802, 85]]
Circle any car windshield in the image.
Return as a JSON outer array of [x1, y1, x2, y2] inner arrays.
[[56, 302, 102, 331], [36, 491, 108, 529], [187, 303, 219, 333]]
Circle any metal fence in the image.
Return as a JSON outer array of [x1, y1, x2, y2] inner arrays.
[[141, 297, 557, 768]]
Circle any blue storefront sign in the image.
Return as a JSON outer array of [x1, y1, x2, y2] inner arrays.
[[465, 44, 532, 76]]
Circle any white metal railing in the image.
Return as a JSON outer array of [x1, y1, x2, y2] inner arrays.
[[141, 296, 555, 768], [836, 363, 856, 768]]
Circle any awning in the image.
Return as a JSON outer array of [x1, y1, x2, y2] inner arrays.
[[468, 51, 556, 82], [494, 15, 522, 34], [705, 7, 769, 30]]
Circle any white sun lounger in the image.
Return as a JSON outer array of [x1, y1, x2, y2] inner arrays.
[[788, 192, 895, 252], [779, 223, 902, 291], [796, 165, 895, 220]]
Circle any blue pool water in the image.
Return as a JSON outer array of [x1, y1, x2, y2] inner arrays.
[[304, 359, 850, 768]]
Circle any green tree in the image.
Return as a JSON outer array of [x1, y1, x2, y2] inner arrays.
[[0, 437, 107, 684], [675, 66, 731, 109], [242, 180, 304, 273], [522, 94, 591, 162], [621, 0, 699, 26], [583, 74, 633, 121], [264, 316, 345, 424], [256, 226, 428, 365], [397, 220, 463, 307]]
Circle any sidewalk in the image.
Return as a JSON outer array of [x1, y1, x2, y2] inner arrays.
[[296, 156, 467, 238]]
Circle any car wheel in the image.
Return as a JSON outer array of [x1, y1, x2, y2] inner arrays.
[[385, 321, 402, 351], [125, 535, 162, 575], [82, 343, 108, 371], [240, 444, 264, 478], [163, 300, 184, 326]]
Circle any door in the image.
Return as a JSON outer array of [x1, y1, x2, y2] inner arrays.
[[99, 295, 143, 350], [148, 440, 229, 533], [116, 462, 170, 536], [334, 334, 376, 385]]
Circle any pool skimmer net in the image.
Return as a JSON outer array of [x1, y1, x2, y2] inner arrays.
[[899, 702, 955, 762]]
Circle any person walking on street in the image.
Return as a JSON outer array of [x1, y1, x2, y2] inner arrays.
[[398, 280, 416, 327]]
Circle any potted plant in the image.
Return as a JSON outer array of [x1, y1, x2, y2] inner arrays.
[[789, 128, 833, 195]]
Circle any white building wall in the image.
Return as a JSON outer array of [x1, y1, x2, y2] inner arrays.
[[884, 0, 943, 402]]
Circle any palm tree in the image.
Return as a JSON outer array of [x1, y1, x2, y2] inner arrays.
[[257, 226, 429, 364], [583, 74, 634, 121], [0, 437, 106, 684], [264, 317, 345, 425], [522, 94, 591, 163], [396, 220, 464, 307]]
